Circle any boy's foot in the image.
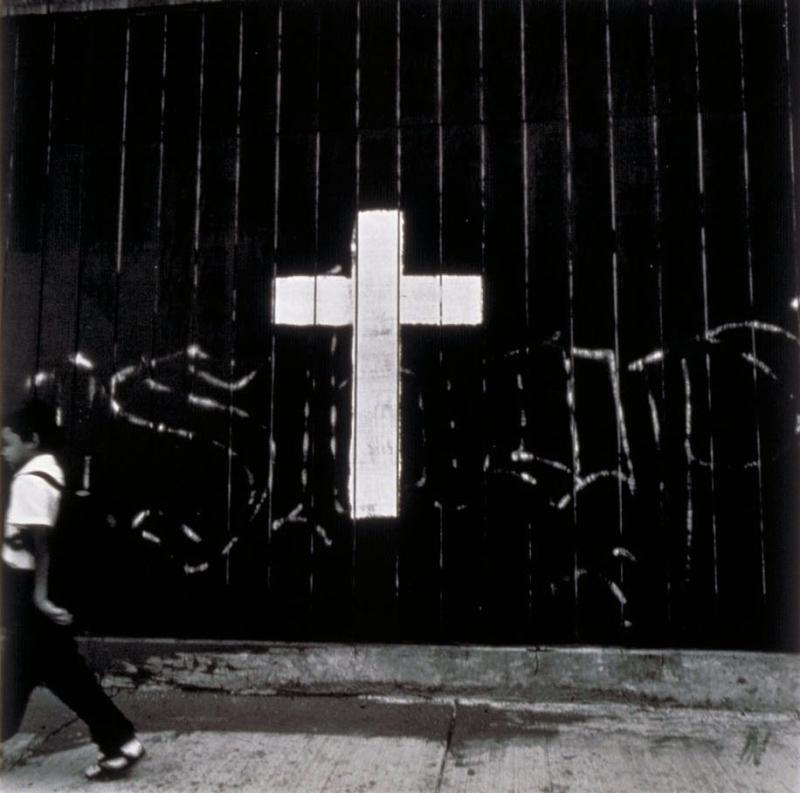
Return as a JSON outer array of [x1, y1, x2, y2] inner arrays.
[[84, 737, 145, 781]]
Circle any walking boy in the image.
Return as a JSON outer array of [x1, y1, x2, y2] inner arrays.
[[1, 398, 145, 780]]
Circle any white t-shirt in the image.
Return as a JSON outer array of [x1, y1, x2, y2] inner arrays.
[[2, 453, 64, 571]]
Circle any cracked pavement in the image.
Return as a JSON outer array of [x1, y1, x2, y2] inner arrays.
[[1, 688, 798, 792]]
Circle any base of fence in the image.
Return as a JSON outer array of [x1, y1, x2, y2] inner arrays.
[[78, 638, 800, 712]]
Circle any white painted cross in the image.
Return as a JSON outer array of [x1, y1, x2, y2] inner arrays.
[[274, 210, 483, 519]]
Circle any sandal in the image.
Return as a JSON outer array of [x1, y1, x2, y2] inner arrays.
[[85, 737, 145, 781]]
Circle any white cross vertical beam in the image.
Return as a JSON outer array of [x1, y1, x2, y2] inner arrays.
[[353, 211, 400, 518]]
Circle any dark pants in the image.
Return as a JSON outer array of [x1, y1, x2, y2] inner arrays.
[[1, 564, 135, 756]]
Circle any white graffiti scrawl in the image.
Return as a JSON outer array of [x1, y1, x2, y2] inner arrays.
[[274, 209, 483, 519]]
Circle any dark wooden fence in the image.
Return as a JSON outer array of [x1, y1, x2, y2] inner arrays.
[[1, 0, 797, 648]]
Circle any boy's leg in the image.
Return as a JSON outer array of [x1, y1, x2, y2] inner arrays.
[[1, 567, 40, 742], [1, 628, 39, 742], [38, 621, 135, 756]]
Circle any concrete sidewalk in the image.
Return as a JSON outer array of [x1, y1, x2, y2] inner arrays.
[[2, 687, 798, 792]]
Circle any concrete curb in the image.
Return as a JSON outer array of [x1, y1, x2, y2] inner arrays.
[[78, 639, 800, 712]]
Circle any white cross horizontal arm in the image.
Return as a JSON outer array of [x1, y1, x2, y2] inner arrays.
[[273, 275, 353, 327], [399, 275, 483, 326]]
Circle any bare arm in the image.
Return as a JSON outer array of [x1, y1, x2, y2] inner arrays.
[[28, 525, 73, 626]]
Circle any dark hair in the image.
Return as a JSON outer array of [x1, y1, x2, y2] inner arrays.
[[3, 398, 64, 452]]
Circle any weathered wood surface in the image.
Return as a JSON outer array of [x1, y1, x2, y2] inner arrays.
[[1, 0, 796, 648]]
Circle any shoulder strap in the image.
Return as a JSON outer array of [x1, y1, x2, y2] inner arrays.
[[22, 470, 65, 493]]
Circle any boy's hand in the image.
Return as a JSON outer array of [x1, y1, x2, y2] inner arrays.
[[35, 599, 74, 626]]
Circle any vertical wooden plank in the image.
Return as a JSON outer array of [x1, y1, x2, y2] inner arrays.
[[523, 0, 575, 643], [439, 0, 484, 641], [606, 0, 663, 644], [2, 17, 49, 413], [695, 0, 763, 647], [742, 0, 799, 650], [27, 15, 93, 620], [156, 10, 201, 361], [651, 0, 711, 646], [357, 0, 396, 212], [397, 0, 440, 642], [441, 0, 480, 126], [564, 0, 620, 643], [309, 0, 357, 640], [98, 10, 168, 636], [116, 12, 163, 363], [60, 11, 127, 630], [270, 0, 317, 639], [69, 11, 125, 492], [1, 17, 18, 406], [196, 7, 239, 360], [0, 18, 16, 244], [229, 3, 279, 637], [483, 0, 531, 643], [37, 15, 93, 463], [181, 6, 242, 633], [140, 8, 205, 635], [352, 0, 400, 639], [6, 18, 50, 258], [674, 0, 719, 648], [72, 11, 126, 379], [792, 0, 800, 261]]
